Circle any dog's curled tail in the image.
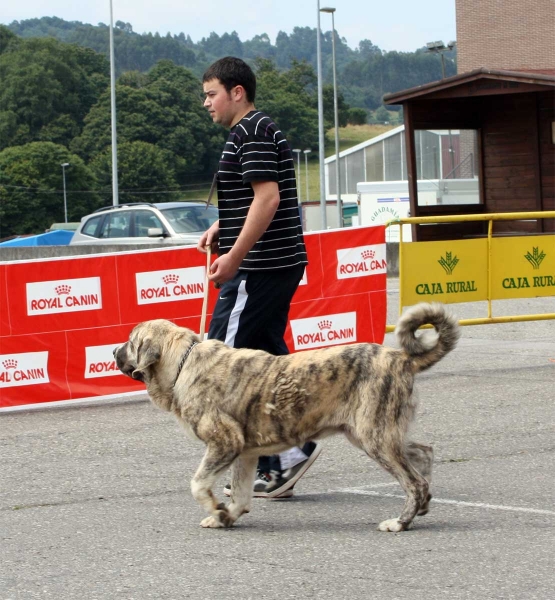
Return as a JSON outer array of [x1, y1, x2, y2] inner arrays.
[[395, 302, 460, 373]]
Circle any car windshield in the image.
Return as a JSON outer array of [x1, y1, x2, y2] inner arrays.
[[161, 205, 218, 234]]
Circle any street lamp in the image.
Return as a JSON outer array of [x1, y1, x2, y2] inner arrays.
[[426, 40, 456, 79], [303, 149, 311, 202], [316, 1, 327, 229], [293, 149, 302, 202], [61, 162, 70, 223], [320, 6, 342, 228]]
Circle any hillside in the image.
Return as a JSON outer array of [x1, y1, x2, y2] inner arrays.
[[6, 16, 457, 111]]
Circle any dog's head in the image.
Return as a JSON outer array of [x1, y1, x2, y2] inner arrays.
[[114, 321, 165, 383]]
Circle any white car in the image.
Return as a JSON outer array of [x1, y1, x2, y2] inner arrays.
[[70, 202, 218, 246]]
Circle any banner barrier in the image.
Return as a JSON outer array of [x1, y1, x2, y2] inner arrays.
[[0, 225, 386, 410]]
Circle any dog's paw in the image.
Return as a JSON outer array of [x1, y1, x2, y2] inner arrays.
[[200, 516, 225, 528], [200, 507, 234, 529], [378, 518, 411, 532]]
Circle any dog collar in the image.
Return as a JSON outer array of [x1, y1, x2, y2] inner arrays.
[[173, 341, 198, 387]]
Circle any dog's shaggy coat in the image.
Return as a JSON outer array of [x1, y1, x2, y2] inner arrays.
[[114, 302, 459, 531]]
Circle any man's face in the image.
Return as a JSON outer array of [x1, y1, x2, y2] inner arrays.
[[203, 79, 236, 128]]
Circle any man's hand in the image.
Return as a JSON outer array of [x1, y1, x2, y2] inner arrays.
[[203, 180, 280, 285], [197, 220, 220, 254], [208, 252, 243, 285]]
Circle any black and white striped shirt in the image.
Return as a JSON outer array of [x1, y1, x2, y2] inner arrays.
[[217, 110, 308, 271]]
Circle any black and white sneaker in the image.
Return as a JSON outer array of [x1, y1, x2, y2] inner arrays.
[[223, 442, 322, 499]]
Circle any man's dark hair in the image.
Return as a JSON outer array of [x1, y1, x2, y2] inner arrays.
[[202, 56, 256, 103]]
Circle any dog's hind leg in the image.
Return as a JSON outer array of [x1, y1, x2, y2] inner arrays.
[[405, 442, 433, 516], [191, 445, 239, 529], [227, 455, 258, 522], [373, 446, 430, 532]]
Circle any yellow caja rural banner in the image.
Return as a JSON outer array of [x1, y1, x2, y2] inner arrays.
[[490, 235, 555, 299], [401, 239, 488, 305], [400, 235, 555, 306]]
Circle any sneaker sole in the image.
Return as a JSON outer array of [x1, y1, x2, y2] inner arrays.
[[222, 487, 294, 499], [257, 444, 323, 499]]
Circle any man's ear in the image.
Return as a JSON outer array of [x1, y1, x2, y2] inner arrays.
[[132, 337, 161, 379], [232, 84, 245, 102]]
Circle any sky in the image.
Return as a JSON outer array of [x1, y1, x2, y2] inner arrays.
[[1, 0, 457, 53]]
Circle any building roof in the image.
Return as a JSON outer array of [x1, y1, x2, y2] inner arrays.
[[383, 67, 555, 105]]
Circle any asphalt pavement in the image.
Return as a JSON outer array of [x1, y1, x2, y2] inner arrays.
[[1, 284, 554, 600]]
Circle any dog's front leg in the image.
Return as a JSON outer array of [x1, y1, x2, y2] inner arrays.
[[191, 446, 238, 528], [227, 455, 258, 522]]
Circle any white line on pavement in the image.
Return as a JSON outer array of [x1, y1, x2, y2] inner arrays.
[[336, 488, 555, 516]]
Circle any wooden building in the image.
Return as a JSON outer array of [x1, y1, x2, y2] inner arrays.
[[383, 69, 555, 241]]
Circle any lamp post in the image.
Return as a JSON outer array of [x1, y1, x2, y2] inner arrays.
[[293, 148, 302, 203], [320, 6, 342, 228], [426, 40, 457, 174], [425, 40, 456, 79], [109, 0, 119, 205], [303, 149, 311, 202], [316, 0, 327, 229], [61, 162, 70, 223]]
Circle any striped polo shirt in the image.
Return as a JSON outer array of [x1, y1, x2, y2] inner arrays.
[[216, 110, 308, 271]]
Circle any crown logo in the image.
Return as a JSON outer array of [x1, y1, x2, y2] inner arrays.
[[361, 249, 375, 260], [524, 247, 545, 270], [438, 251, 459, 275], [2, 359, 17, 369], [162, 274, 180, 284], [55, 284, 71, 295], [318, 319, 332, 330]]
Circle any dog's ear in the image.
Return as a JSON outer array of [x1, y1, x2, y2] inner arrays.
[[132, 337, 161, 379]]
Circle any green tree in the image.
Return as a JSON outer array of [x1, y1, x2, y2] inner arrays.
[[347, 107, 368, 125], [254, 59, 319, 151], [0, 142, 100, 238], [0, 37, 109, 149], [90, 140, 178, 204], [0, 24, 19, 54], [72, 60, 224, 179]]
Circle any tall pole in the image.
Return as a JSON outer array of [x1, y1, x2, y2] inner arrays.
[[304, 149, 311, 202], [109, 0, 119, 206], [61, 163, 69, 223], [329, 10, 342, 227], [293, 149, 302, 203], [316, 1, 327, 229], [321, 7, 341, 228]]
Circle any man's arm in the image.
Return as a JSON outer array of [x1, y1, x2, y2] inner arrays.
[[208, 180, 280, 284]]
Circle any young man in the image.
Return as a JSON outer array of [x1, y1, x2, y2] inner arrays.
[[198, 56, 321, 499]]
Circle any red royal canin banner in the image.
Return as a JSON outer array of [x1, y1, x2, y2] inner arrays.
[[0, 225, 386, 410]]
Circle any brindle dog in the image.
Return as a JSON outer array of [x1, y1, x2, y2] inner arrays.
[[114, 302, 459, 531]]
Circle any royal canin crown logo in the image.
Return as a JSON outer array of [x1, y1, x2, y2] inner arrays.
[[318, 320, 332, 330], [2, 359, 17, 369], [361, 249, 375, 260], [55, 284, 71, 295], [162, 274, 180, 284]]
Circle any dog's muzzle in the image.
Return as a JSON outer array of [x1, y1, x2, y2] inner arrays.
[[113, 344, 139, 380]]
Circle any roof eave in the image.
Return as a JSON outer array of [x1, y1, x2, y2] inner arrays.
[[384, 67, 555, 104]]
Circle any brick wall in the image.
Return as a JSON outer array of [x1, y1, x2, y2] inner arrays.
[[456, 0, 555, 74]]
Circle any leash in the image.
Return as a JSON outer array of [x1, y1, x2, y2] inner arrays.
[[199, 245, 211, 341]]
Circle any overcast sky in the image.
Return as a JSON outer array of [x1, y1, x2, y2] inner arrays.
[[1, 0, 456, 53]]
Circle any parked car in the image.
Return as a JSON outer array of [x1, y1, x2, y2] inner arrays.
[[70, 202, 218, 246]]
